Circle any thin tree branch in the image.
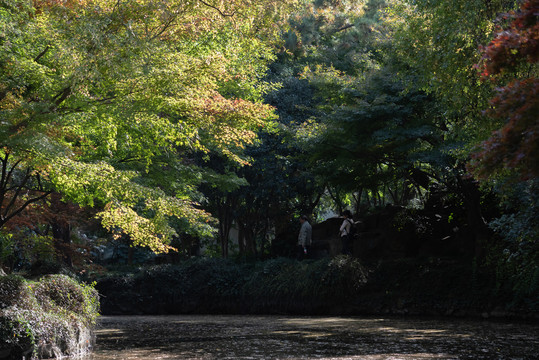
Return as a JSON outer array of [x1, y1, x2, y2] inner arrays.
[[0, 190, 52, 227], [54, 87, 72, 107], [151, 15, 178, 40], [3, 168, 31, 220], [4, 158, 23, 192], [198, 0, 236, 17], [333, 24, 355, 34], [0, 153, 10, 211], [36, 173, 44, 191], [34, 45, 50, 63]]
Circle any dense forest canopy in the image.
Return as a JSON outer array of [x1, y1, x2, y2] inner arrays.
[[0, 0, 537, 301], [0, 0, 300, 253]]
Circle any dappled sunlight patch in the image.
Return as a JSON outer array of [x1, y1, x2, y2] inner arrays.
[[317, 354, 453, 359], [88, 315, 539, 360]]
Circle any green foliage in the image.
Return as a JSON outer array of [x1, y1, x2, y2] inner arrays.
[[299, 64, 442, 198], [0, 0, 299, 253], [17, 234, 57, 265], [97, 257, 369, 314], [322, 255, 369, 295], [245, 258, 323, 300], [0, 274, 36, 310], [0, 233, 14, 267], [384, 0, 523, 168], [0, 0, 535, 321], [198, 0, 402, 259], [244, 256, 368, 303], [386, 0, 514, 109], [33, 275, 100, 325], [486, 180, 539, 307], [262, 0, 457, 218], [96, 256, 539, 316], [281, 0, 386, 75]]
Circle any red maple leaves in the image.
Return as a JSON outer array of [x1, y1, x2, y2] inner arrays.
[[471, 0, 539, 180]]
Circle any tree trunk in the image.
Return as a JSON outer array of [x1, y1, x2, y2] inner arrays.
[[454, 168, 490, 259], [245, 226, 256, 256], [217, 196, 236, 258], [237, 224, 245, 256], [238, 220, 256, 257], [51, 220, 72, 267]]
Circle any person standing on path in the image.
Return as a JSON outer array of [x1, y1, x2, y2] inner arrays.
[[297, 215, 312, 260], [339, 210, 353, 255]]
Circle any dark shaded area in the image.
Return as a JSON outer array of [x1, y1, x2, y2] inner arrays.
[[93, 256, 537, 320]]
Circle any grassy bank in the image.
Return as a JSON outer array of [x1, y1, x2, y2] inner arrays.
[[0, 274, 99, 359], [94, 257, 538, 319]]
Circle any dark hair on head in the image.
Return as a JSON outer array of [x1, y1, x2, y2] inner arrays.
[[300, 215, 309, 221], [342, 210, 352, 217]]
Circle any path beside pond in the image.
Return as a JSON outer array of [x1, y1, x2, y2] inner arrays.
[[87, 315, 538, 359]]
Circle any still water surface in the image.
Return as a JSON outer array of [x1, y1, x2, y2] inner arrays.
[[87, 315, 538, 360]]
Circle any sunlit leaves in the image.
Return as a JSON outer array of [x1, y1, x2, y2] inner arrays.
[[385, 0, 519, 132], [0, 0, 297, 252]]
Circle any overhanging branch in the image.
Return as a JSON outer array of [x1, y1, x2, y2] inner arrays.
[[0, 190, 52, 227], [34, 45, 50, 63], [198, 0, 236, 17]]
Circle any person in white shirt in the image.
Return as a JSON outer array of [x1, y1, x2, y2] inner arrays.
[[297, 215, 312, 260], [339, 210, 353, 255]]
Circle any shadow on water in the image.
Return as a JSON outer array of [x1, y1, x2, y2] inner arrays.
[[86, 315, 539, 360]]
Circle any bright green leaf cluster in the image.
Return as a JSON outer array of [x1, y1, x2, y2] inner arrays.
[[0, 0, 299, 252]]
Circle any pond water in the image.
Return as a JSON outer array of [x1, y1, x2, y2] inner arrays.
[[87, 315, 538, 360]]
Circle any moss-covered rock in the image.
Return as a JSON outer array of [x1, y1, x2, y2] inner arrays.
[[0, 274, 99, 359]]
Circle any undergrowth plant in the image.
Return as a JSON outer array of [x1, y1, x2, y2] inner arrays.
[[0, 274, 99, 358]]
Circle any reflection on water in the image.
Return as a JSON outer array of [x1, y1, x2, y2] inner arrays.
[[87, 315, 538, 360]]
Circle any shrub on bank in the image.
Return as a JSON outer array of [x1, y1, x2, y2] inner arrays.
[[0, 274, 99, 359], [241, 256, 368, 312], [0, 275, 37, 310], [96, 256, 369, 315], [94, 256, 538, 318]]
